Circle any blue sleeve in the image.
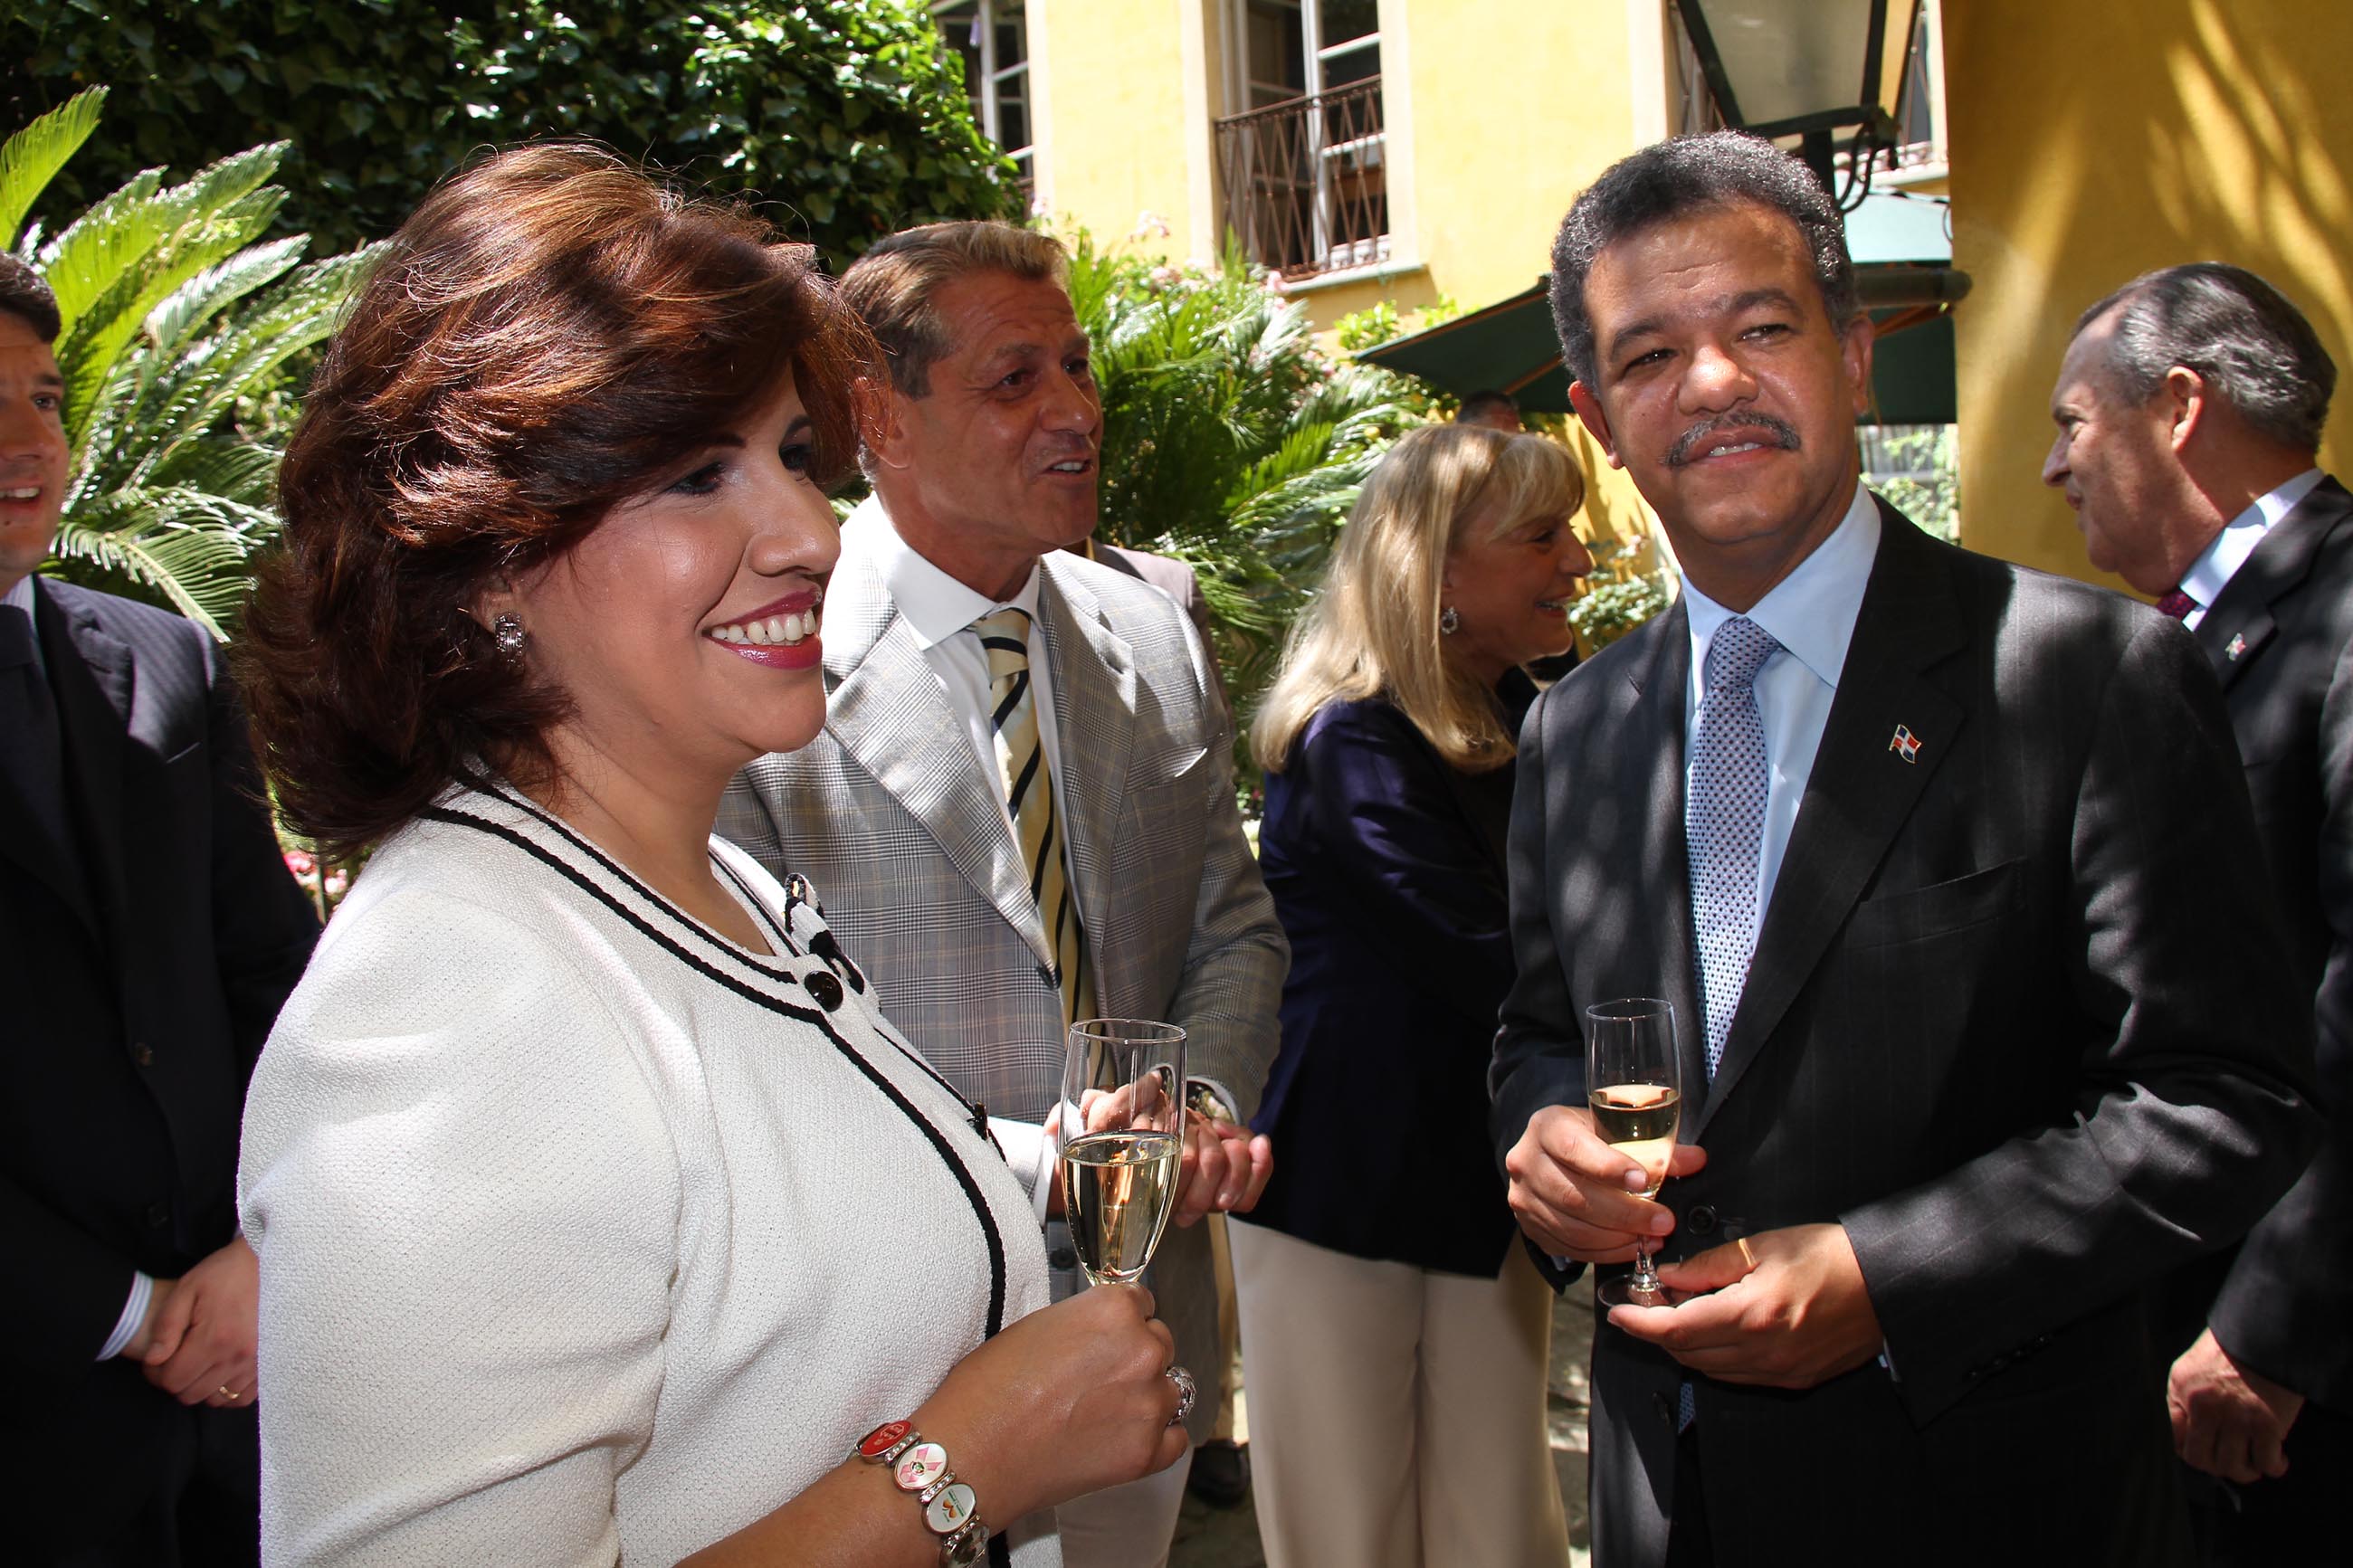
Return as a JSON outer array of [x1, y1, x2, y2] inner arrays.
[[1291, 704, 1515, 1023]]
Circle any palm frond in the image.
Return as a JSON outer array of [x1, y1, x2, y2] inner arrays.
[[0, 86, 107, 250], [143, 233, 310, 357], [54, 185, 287, 452], [52, 486, 280, 639], [19, 109, 366, 633], [145, 441, 281, 503], [102, 246, 376, 491]]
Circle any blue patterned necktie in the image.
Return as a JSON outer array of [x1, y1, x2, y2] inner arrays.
[[1679, 613, 1781, 1432], [1686, 614, 1782, 1081]]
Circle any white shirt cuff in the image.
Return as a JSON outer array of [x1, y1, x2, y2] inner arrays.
[[991, 1117, 1058, 1225], [99, 1271, 155, 1361]]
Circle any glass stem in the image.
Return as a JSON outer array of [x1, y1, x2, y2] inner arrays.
[[1630, 1237, 1661, 1294]]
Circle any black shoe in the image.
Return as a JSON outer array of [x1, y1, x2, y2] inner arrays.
[[1187, 1439, 1250, 1509]]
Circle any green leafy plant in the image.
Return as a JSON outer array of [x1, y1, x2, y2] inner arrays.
[[1567, 536, 1673, 651], [1333, 299, 1402, 353], [1065, 236, 1429, 718], [1862, 422, 1960, 544], [1331, 292, 1461, 354], [5, 86, 376, 635], [7, 1, 1022, 263]]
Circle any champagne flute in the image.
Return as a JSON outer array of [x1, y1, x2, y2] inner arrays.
[[1058, 1019, 1187, 1287], [1586, 998, 1682, 1307]]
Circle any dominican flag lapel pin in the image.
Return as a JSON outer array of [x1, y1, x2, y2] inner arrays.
[[2226, 632, 2249, 661], [1890, 724, 1923, 763]]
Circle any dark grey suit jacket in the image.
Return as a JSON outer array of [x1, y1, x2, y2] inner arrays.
[[2183, 473, 2353, 1414], [1491, 505, 2320, 1566]]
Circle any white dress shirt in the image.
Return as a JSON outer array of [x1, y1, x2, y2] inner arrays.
[[846, 496, 1072, 848], [3, 570, 38, 651], [1681, 481, 1883, 915], [2177, 467, 2326, 630]]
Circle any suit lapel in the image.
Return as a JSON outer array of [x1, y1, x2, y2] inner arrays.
[[2191, 478, 2351, 689], [1697, 509, 1967, 1135], [821, 546, 1053, 962], [0, 583, 122, 937], [1626, 604, 1713, 1111], [1035, 560, 1135, 992]]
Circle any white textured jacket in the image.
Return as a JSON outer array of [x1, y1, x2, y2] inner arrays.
[[240, 784, 1057, 1566]]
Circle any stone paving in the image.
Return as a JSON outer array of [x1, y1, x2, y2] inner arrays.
[[1170, 1277, 1596, 1567]]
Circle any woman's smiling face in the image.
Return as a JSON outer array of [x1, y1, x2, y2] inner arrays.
[[495, 372, 842, 787]]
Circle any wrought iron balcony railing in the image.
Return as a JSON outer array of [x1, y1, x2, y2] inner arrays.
[[1215, 76, 1389, 280]]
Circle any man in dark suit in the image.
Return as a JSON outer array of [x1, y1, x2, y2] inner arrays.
[[1491, 133, 2320, 1566], [2, 257, 318, 1563], [2045, 261, 2349, 1561]]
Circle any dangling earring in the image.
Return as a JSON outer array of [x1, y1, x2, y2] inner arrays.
[[491, 612, 528, 660], [1439, 605, 1461, 635]]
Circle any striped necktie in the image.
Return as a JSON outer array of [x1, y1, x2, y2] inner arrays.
[[972, 607, 1095, 1027]]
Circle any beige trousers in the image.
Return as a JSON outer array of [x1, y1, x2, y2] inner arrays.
[[1228, 1220, 1569, 1568], [1054, 1445, 1193, 1568]]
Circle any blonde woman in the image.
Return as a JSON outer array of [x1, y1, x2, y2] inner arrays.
[[1232, 423, 1590, 1568]]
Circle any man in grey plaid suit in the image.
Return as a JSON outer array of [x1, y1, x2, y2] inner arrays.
[[719, 221, 1286, 1567]]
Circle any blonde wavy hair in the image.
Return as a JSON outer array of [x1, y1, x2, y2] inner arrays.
[[1252, 423, 1586, 775]]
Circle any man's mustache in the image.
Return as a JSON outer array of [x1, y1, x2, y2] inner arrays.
[[1667, 413, 1802, 468]]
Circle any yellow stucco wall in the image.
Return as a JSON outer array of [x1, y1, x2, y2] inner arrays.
[[1028, 2, 1672, 571], [1032, 2, 1652, 332], [1027, 1, 1202, 251], [1388, 2, 1638, 323], [1944, 0, 2353, 584]]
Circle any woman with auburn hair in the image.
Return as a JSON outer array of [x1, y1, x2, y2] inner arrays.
[[1232, 423, 1591, 1568], [233, 146, 1184, 1568]]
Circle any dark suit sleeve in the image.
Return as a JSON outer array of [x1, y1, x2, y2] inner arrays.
[[1489, 690, 1588, 1291], [2211, 633, 2353, 1408], [3, 1172, 144, 1370], [1491, 691, 1586, 1153], [1294, 706, 1514, 1025], [199, 632, 319, 1073], [1843, 616, 2321, 1421]]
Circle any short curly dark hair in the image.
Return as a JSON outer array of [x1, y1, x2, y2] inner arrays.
[[0, 254, 62, 343], [237, 144, 877, 861], [1549, 130, 1857, 392]]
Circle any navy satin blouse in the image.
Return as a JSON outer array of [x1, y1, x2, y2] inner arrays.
[[1246, 673, 1538, 1277]]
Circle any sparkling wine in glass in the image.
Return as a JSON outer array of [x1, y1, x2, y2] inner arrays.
[[1059, 1019, 1187, 1287], [1586, 998, 1683, 1307]]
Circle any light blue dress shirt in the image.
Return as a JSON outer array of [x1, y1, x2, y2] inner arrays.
[[1674, 482, 1891, 1374], [1680, 481, 1883, 919]]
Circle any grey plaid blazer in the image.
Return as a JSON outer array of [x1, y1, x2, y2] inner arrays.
[[718, 513, 1287, 1439]]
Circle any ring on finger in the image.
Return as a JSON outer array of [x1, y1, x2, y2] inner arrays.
[[1737, 1237, 1758, 1272], [217, 1385, 238, 1401], [1163, 1364, 1196, 1428]]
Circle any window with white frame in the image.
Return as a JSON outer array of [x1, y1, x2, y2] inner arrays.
[[1215, 1, 1389, 279], [933, 1, 1034, 184]]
